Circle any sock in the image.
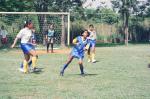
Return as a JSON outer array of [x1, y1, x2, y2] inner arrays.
[[32, 56, 37, 69], [91, 53, 95, 61], [21, 60, 32, 69], [61, 64, 68, 72], [79, 64, 84, 74], [23, 60, 28, 73]]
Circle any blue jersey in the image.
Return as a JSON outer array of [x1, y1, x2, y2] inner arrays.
[[47, 29, 55, 37], [71, 36, 89, 59]]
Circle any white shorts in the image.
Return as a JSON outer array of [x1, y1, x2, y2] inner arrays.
[[47, 37, 54, 43]]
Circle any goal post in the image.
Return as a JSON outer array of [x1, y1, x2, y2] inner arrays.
[[0, 12, 71, 47]]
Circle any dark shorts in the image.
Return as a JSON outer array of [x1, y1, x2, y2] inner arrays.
[[1, 38, 7, 44], [21, 43, 35, 54]]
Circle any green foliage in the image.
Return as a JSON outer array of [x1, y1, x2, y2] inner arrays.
[[0, 0, 33, 11], [83, 8, 119, 24]]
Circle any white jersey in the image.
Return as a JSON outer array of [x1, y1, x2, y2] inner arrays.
[[0, 29, 8, 38], [16, 27, 32, 44], [88, 30, 97, 40]]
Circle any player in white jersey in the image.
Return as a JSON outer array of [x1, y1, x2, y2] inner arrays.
[[87, 24, 97, 63], [11, 20, 38, 73]]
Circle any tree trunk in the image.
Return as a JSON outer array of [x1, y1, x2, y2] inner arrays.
[[124, 12, 129, 46], [61, 15, 66, 47]]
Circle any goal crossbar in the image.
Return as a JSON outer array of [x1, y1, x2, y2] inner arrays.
[[0, 12, 69, 15]]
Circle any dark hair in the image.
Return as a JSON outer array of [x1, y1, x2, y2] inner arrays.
[[82, 29, 90, 37], [89, 24, 94, 28], [24, 20, 32, 27]]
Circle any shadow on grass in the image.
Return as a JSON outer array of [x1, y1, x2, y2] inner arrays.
[[32, 68, 44, 74], [72, 73, 98, 77], [147, 64, 150, 68]]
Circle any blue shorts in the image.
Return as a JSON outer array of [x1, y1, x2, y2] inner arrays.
[[89, 40, 96, 48], [21, 43, 35, 54], [70, 50, 84, 60]]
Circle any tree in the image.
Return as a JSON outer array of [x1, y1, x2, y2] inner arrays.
[[111, 0, 137, 46]]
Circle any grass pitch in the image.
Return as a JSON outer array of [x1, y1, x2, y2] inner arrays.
[[0, 44, 150, 99]]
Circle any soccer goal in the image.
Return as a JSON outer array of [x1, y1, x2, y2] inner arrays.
[[0, 12, 71, 47]]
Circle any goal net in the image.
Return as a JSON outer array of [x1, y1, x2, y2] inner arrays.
[[0, 12, 70, 48]]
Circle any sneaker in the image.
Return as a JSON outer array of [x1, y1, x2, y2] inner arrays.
[[88, 60, 91, 63], [60, 71, 64, 76], [18, 68, 24, 73], [92, 59, 96, 63], [81, 72, 85, 76]]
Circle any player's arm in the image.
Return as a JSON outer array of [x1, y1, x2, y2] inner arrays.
[[11, 37, 19, 48], [11, 30, 22, 48]]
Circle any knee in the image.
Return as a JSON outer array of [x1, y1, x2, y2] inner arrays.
[[78, 61, 83, 65], [32, 53, 37, 57]]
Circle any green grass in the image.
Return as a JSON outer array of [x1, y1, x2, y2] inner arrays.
[[1, 45, 150, 99]]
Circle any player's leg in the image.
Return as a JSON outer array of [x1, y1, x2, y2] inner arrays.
[[91, 40, 96, 63], [78, 59, 84, 75], [87, 47, 92, 62], [29, 49, 38, 70], [50, 38, 54, 53], [20, 55, 38, 70], [23, 54, 30, 73], [47, 43, 50, 53], [60, 55, 74, 76]]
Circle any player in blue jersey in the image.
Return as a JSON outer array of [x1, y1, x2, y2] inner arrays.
[[60, 30, 90, 76]]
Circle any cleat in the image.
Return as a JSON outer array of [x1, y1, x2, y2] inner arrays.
[[81, 72, 85, 76], [92, 59, 96, 63], [60, 71, 64, 76], [18, 68, 24, 73]]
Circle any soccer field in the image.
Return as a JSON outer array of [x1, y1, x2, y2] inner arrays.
[[0, 44, 150, 99]]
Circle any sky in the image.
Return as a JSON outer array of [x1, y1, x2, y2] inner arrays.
[[82, 0, 148, 9]]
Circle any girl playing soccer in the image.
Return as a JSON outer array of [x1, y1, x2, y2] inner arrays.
[[11, 20, 38, 73], [19, 28, 38, 72], [60, 30, 90, 76], [87, 24, 97, 63]]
